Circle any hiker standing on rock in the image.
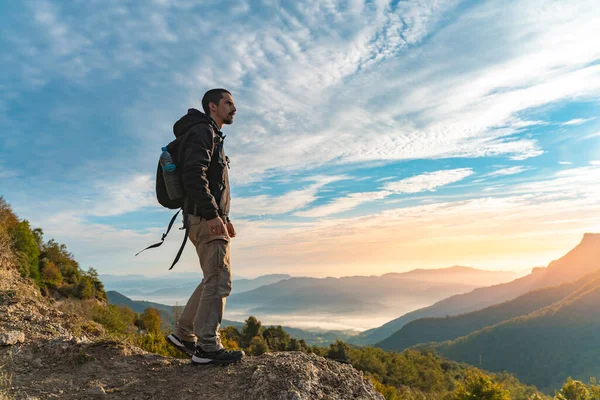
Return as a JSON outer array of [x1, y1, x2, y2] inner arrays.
[[166, 89, 245, 365]]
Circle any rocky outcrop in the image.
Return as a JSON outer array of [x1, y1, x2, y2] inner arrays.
[[0, 267, 383, 400]]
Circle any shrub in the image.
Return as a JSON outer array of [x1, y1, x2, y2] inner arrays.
[[9, 220, 40, 281], [248, 335, 269, 356]]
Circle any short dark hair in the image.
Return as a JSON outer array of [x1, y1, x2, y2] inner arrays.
[[202, 89, 231, 115]]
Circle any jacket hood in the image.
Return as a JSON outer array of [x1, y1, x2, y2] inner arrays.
[[173, 108, 216, 138]]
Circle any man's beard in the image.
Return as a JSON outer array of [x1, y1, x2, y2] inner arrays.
[[223, 114, 234, 124]]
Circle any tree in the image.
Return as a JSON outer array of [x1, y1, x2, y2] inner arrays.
[[327, 340, 352, 363], [138, 308, 162, 334], [263, 325, 291, 351], [32, 228, 44, 250], [42, 239, 81, 282], [248, 335, 269, 356], [76, 277, 94, 299], [554, 378, 594, 400], [0, 197, 18, 269], [39, 258, 63, 287], [9, 220, 40, 281], [241, 316, 263, 347], [220, 326, 241, 350], [83, 267, 107, 301], [452, 371, 511, 400], [0, 196, 18, 229]]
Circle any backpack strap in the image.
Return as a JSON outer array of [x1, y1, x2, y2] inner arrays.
[[169, 197, 190, 270], [134, 209, 182, 256]]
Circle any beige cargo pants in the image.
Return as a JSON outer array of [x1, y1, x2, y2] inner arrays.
[[175, 214, 232, 352]]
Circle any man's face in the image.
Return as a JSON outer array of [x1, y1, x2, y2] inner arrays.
[[213, 93, 236, 125]]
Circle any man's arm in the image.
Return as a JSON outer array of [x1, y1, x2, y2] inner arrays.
[[181, 126, 220, 220]]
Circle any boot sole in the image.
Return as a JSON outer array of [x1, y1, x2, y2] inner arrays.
[[166, 334, 194, 356], [191, 354, 244, 365]]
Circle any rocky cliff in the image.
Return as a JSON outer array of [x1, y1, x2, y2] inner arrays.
[[0, 267, 383, 400]]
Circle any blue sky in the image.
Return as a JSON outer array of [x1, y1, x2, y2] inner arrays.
[[1, 0, 599, 278]]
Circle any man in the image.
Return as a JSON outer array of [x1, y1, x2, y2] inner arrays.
[[166, 89, 244, 365]]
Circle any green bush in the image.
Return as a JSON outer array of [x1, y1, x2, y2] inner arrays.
[[451, 370, 511, 400], [9, 220, 40, 281], [92, 304, 137, 335], [554, 378, 600, 400], [248, 335, 269, 356]]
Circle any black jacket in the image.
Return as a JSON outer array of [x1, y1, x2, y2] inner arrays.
[[173, 108, 230, 222]]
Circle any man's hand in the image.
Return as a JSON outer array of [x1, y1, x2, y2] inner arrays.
[[207, 217, 227, 236], [226, 221, 236, 238]]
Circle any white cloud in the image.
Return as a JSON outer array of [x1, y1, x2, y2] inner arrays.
[[89, 174, 155, 217], [581, 132, 600, 140], [0, 166, 18, 179], [562, 118, 595, 126], [559, 161, 573, 165], [375, 176, 396, 182], [227, 166, 600, 277], [233, 175, 347, 216], [293, 168, 474, 218], [590, 161, 600, 166], [14, 0, 600, 185], [384, 168, 474, 194], [295, 190, 391, 218], [484, 166, 530, 178]]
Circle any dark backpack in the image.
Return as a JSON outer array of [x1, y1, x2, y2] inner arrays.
[[135, 128, 205, 270]]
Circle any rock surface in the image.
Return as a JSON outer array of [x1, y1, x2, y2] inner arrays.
[[0, 267, 383, 400], [0, 331, 25, 346]]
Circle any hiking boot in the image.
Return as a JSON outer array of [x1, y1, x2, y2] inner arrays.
[[166, 334, 196, 356], [191, 347, 245, 365]]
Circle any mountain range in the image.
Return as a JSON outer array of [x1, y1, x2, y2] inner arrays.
[[377, 269, 597, 352], [354, 233, 600, 345], [225, 266, 518, 318], [100, 273, 291, 303], [432, 268, 600, 392]]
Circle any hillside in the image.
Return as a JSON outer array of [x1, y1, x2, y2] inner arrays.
[[356, 233, 600, 345], [107, 290, 358, 346], [432, 270, 600, 393], [378, 271, 596, 351], [0, 266, 383, 400]]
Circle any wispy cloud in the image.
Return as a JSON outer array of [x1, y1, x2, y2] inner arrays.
[[295, 168, 473, 218], [562, 118, 596, 126], [89, 174, 155, 217], [559, 161, 573, 165], [2, 0, 600, 278], [295, 190, 391, 218], [228, 166, 600, 276], [484, 166, 531, 178], [233, 175, 347, 216], [13, 0, 598, 184], [384, 169, 474, 194]]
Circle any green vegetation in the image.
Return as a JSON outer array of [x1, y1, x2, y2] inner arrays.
[[215, 317, 543, 400], [378, 281, 577, 352], [0, 196, 106, 301], [432, 273, 600, 393], [554, 378, 600, 400]]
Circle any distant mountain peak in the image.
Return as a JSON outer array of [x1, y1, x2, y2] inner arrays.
[[544, 233, 600, 284], [582, 232, 600, 243]]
